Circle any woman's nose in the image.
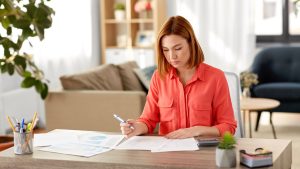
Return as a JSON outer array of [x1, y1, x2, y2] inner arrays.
[[170, 50, 177, 59]]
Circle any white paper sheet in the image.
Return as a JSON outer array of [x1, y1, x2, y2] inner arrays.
[[39, 142, 111, 157], [34, 132, 78, 147], [151, 138, 199, 152], [115, 136, 199, 152], [34, 130, 124, 147], [77, 132, 124, 148], [35, 129, 124, 157], [114, 136, 169, 150]]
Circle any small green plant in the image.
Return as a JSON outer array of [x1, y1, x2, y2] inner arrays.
[[114, 3, 125, 10], [218, 132, 236, 149]]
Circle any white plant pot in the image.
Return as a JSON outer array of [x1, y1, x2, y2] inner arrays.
[[216, 148, 236, 168], [114, 10, 125, 21]]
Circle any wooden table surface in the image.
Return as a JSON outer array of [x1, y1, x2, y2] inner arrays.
[[241, 98, 280, 111], [0, 137, 292, 169]]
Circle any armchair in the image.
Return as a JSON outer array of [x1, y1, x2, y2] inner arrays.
[[250, 46, 300, 136]]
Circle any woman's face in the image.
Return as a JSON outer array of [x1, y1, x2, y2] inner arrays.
[[161, 34, 190, 69]]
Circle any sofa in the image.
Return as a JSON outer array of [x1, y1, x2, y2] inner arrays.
[[250, 46, 300, 131], [45, 61, 156, 132]]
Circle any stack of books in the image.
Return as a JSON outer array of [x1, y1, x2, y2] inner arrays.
[[240, 148, 273, 168]]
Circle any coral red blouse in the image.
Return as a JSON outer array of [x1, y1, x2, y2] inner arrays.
[[137, 63, 237, 136]]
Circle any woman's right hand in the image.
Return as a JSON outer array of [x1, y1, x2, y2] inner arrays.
[[120, 119, 148, 138]]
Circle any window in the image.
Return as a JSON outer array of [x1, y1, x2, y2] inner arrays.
[[255, 0, 300, 42]]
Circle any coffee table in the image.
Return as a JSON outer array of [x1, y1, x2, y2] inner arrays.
[[240, 98, 280, 138]]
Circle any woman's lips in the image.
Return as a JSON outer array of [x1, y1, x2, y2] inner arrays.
[[171, 61, 180, 65]]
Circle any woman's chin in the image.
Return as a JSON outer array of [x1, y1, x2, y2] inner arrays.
[[171, 64, 183, 69], [171, 63, 180, 68]]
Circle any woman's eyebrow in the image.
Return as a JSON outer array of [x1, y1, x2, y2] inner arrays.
[[162, 43, 182, 49]]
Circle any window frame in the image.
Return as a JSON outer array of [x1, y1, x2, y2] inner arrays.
[[256, 0, 300, 43]]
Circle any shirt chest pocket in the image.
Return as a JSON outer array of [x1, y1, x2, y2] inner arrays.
[[190, 102, 212, 126], [158, 99, 175, 122]]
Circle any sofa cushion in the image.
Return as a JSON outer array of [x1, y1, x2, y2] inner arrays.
[[60, 64, 123, 90], [133, 65, 157, 90], [117, 61, 144, 91], [253, 82, 300, 101]]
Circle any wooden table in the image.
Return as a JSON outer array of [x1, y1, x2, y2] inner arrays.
[[240, 98, 280, 138], [0, 137, 292, 169]]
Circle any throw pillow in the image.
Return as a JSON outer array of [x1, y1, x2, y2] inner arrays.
[[60, 64, 123, 90], [133, 65, 157, 90], [117, 61, 145, 91]]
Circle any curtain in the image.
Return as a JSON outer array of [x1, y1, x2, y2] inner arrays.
[[0, 0, 100, 131], [167, 0, 256, 74], [29, 0, 100, 89], [1, 0, 100, 90]]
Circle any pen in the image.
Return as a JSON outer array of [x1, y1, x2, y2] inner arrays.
[[6, 116, 16, 132], [113, 114, 134, 130], [26, 122, 32, 132], [30, 112, 37, 131], [20, 118, 25, 133]]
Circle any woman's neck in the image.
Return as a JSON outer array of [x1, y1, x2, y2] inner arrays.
[[177, 67, 196, 86]]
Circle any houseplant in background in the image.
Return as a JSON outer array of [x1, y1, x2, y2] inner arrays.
[[240, 71, 258, 98], [293, 0, 300, 16], [216, 132, 237, 168], [0, 0, 54, 152], [114, 2, 125, 21], [0, 0, 55, 100]]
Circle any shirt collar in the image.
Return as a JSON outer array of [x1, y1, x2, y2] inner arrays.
[[196, 63, 205, 81], [168, 63, 206, 81], [169, 67, 177, 79]]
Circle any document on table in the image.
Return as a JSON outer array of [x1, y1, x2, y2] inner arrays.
[[34, 131, 78, 147], [151, 138, 200, 152], [39, 142, 111, 157], [115, 136, 199, 152], [35, 129, 124, 157]]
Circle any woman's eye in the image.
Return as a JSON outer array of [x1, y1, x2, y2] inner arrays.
[[163, 49, 169, 52], [175, 48, 182, 50]]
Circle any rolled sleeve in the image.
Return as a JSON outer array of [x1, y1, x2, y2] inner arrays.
[[136, 118, 156, 134]]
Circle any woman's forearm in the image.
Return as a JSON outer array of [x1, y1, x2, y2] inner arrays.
[[194, 126, 220, 137], [136, 121, 149, 135]]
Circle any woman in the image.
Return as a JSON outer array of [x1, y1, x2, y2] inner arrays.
[[121, 16, 236, 139]]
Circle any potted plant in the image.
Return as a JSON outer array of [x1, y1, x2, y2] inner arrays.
[[216, 132, 237, 168], [0, 0, 55, 100], [240, 71, 258, 98], [114, 2, 125, 21]]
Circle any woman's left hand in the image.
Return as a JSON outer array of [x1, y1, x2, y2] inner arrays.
[[165, 127, 200, 139]]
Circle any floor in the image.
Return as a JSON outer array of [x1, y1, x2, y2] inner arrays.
[[245, 112, 300, 169]]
